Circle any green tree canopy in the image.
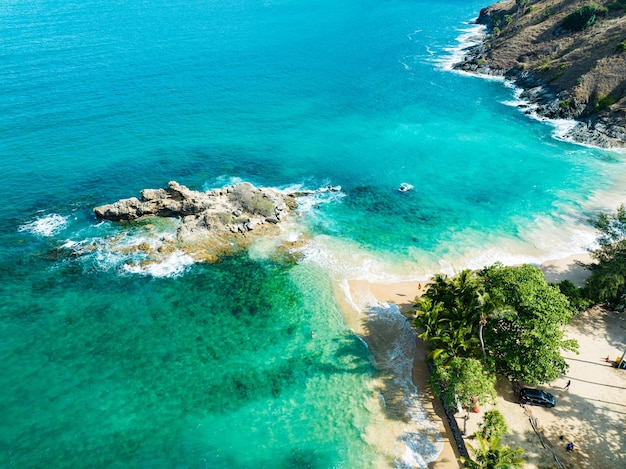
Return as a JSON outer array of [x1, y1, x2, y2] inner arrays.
[[476, 409, 508, 441], [584, 204, 626, 306], [413, 270, 498, 362], [461, 434, 525, 469], [429, 356, 496, 410], [479, 263, 578, 384]]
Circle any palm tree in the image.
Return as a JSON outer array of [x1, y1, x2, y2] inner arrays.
[[415, 269, 486, 361], [475, 289, 514, 359], [461, 434, 525, 469]]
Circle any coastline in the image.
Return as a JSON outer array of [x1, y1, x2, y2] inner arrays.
[[336, 253, 592, 468], [451, 0, 626, 149]]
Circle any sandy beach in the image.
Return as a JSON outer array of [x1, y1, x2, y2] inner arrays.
[[340, 253, 626, 468]]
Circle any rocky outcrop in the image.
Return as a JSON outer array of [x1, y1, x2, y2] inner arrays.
[[94, 181, 297, 243], [455, 0, 626, 148]]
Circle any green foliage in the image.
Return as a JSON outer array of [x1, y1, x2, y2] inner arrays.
[[492, 27, 501, 36], [413, 270, 509, 362], [617, 40, 626, 53], [555, 279, 591, 311], [542, 7, 555, 20], [479, 263, 578, 384], [477, 409, 508, 441], [413, 271, 480, 361], [429, 357, 496, 409], [504, 14, 514, 25], [461, 435, 525, 468], [561, 4, 603, 32], [607, 0, 626, 10], [559, 100, 570, 110], [583, 205, 626, 306], [595, 94, 618, 111]]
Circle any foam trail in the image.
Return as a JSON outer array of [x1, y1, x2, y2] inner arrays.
[[367, 302, 443, 468], [19, 213, 68, 237], [435, 23, 488, 73], [122, 250, 195, 278]]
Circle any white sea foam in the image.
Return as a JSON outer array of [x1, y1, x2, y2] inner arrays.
[[18, 213, 68, 237], [498, 85, 593, 146], [60, 219, 196, 278], [435, 23, 488, 73], [122, 250, 195, 277], [303, 200, 600, 285], [303, 235, 425, 283], [441, 22, 625, 151], [340, 275, 442, 466], [406, 29, 422, 41], [364, 301, 443, 467], [203, 175, 245, 191]]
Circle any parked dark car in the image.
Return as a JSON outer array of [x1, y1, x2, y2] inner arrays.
[[519, 388, 556, 408]]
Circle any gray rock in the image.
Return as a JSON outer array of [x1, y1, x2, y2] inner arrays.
[[94, 181, 298, 242]]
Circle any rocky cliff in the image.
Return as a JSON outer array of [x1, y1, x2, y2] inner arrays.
[[455, 0, 626, 147]]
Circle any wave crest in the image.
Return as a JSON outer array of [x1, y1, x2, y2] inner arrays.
[[19, 213, 68, 237]]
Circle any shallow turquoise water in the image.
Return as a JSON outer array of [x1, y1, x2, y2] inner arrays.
[[2, 0, 625, 467]]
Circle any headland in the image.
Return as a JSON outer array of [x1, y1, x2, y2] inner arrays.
[[455, 0, 626, 148]]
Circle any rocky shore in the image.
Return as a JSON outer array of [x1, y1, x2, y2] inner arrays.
[[92, 181, 321, 263], [455, 0, 626, 148]]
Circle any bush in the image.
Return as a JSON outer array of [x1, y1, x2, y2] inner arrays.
[[617, 40, 626, 53], [477, 409, 508, 440], [556, 279, 591, 311], [596, 94, 618, 111], [607, 0, 626, 10], [561, 4, 600, 31]]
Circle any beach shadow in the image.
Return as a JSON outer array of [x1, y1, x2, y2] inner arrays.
[[540, 259, 590, 287], [565, 356, 617, 367], [568, 306, 626, 353], [560, 375, 626, 390]]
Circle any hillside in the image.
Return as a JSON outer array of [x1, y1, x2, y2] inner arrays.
[[456, 0, 626, 147]]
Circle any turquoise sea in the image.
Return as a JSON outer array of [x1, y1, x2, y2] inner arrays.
[[2, 0, 625, 467]]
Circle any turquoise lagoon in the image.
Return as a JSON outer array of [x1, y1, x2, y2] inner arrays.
[[2, 0, 625, 467]]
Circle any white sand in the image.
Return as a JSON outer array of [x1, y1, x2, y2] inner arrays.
[[339, 253, 626, 468]]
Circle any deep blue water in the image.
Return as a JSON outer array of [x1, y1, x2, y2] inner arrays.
[[2, 0, 625, 467]]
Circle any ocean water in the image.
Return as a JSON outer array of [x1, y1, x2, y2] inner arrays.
[[2, 0, 626, 467]]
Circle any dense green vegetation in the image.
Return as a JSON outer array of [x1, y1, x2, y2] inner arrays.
[[461, 435, 525, 469], [429, 356, 496, 409], [476, 409, 508, 441], [414, 204, 626, 466], [561, 3, 605, 31], [581, 204, 626, 307], [413, 264, 577, 385], [480, 263, 578, 383]]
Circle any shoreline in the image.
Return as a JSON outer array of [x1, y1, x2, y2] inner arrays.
[[450, 2, 626, 150], [337, 253, 592, 468]]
